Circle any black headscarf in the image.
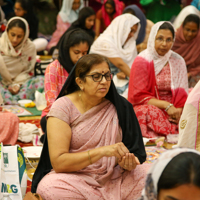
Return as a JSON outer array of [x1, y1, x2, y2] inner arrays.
[[31, 55, 146, 193], [70, 7, 96, 39], [57, 28, 93, 74], [56, 7, 95, 50], [15, 0, 38, 40]]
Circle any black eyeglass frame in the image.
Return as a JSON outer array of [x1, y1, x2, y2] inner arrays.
[[84, 72, 113, 82]]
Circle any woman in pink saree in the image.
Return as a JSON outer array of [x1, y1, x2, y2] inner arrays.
[[128, 22, 188, 142], [32, 54, 150, 200]]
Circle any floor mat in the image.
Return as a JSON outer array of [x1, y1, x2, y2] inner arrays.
[[145, 146, 166, 163], [19, 116, 41, 128]]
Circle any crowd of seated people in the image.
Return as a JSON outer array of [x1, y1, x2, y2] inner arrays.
[[1, 1, 200, 199]]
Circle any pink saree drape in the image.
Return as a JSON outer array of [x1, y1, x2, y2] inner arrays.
[[37, 97, 150, 200]]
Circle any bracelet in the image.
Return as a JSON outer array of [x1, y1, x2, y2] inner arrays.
[[87, 150, 92, 164], [165, 103, 173, 112], [12, 83, 20, 88]]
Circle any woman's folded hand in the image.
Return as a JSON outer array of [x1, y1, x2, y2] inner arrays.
[[118, 153, 140, 171], [8, 84, 20, 95]]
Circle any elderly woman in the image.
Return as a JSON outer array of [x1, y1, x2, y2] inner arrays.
[[139, 148, 200, 200], [90, 14, 140, 95], [172, 14, 200, 88], [32, 54, 150, 200], [0, 17, 44, 105], [128, 22, 188, 142]]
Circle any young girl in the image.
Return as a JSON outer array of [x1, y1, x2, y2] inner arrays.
[[0, 17, 44, 105], [40, 29, 93, 135]]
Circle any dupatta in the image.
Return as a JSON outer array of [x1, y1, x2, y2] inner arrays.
[[59, 0, 84, 23], [124, 5, 146, 45], [101, 0, 124, 27], [0, 17, 36, 86], [90, 14, 140, 68], [32, 54, 146, 193], [177, 80, 200, 150], [128, 21, 188, 108], [172, 22, 200, 74]]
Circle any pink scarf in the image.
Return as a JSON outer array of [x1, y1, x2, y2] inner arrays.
[[172, 25, 200, 75]]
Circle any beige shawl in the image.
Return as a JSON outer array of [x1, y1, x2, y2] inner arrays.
[[0, 16, 36, 86]]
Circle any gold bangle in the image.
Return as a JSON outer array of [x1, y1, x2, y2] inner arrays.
[[87, 150, 92, 164]]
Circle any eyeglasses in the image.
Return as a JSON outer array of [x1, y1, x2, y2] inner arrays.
[[85, 72, 113, 82], [155, 37, 173, 44]]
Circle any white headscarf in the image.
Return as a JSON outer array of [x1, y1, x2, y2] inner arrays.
[[59, 0, 84, 23], [138, 21, 188, 93], [140, 21, 175, 76], [90, 14, 140, 67], [139, 148, 200, 200], [0, 17, 36, 85]]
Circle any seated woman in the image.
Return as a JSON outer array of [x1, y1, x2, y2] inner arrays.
[[14, 0, 48, 52], [0, 17, 44, 105], [123, 5, 154, 53], [51, 6, 96, 59], [90, 14, 140, 95], [172, 14, 200, 88], [40, 29, 93, 135], [61, 7, 95, 41], [173, 5, 200, 30], [32, 54, 150, 199], [128, 22, 188, 141], [95, 0, 124, 38], [139, 148, 200, 200], [0, 93, 19, 145], [47, 0, 83, 52], [123, 5, 146, 45], [176, 80, 200, 150]]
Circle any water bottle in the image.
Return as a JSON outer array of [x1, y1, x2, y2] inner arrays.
[[1, 193, 12, 200]]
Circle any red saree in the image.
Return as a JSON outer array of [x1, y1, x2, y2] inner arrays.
[[128, 52, 188, 139]]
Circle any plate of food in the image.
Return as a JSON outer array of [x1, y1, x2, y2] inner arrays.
[[22, 146, 43, 159]]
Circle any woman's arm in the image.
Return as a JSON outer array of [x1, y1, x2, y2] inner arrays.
[[147, 98, 171, 110], [148, 98, 182, 122], [95, 9, 102, 38], [47, 117, 130, 173], [95, 18, 101, 38], [108, 57, 131, 77]]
